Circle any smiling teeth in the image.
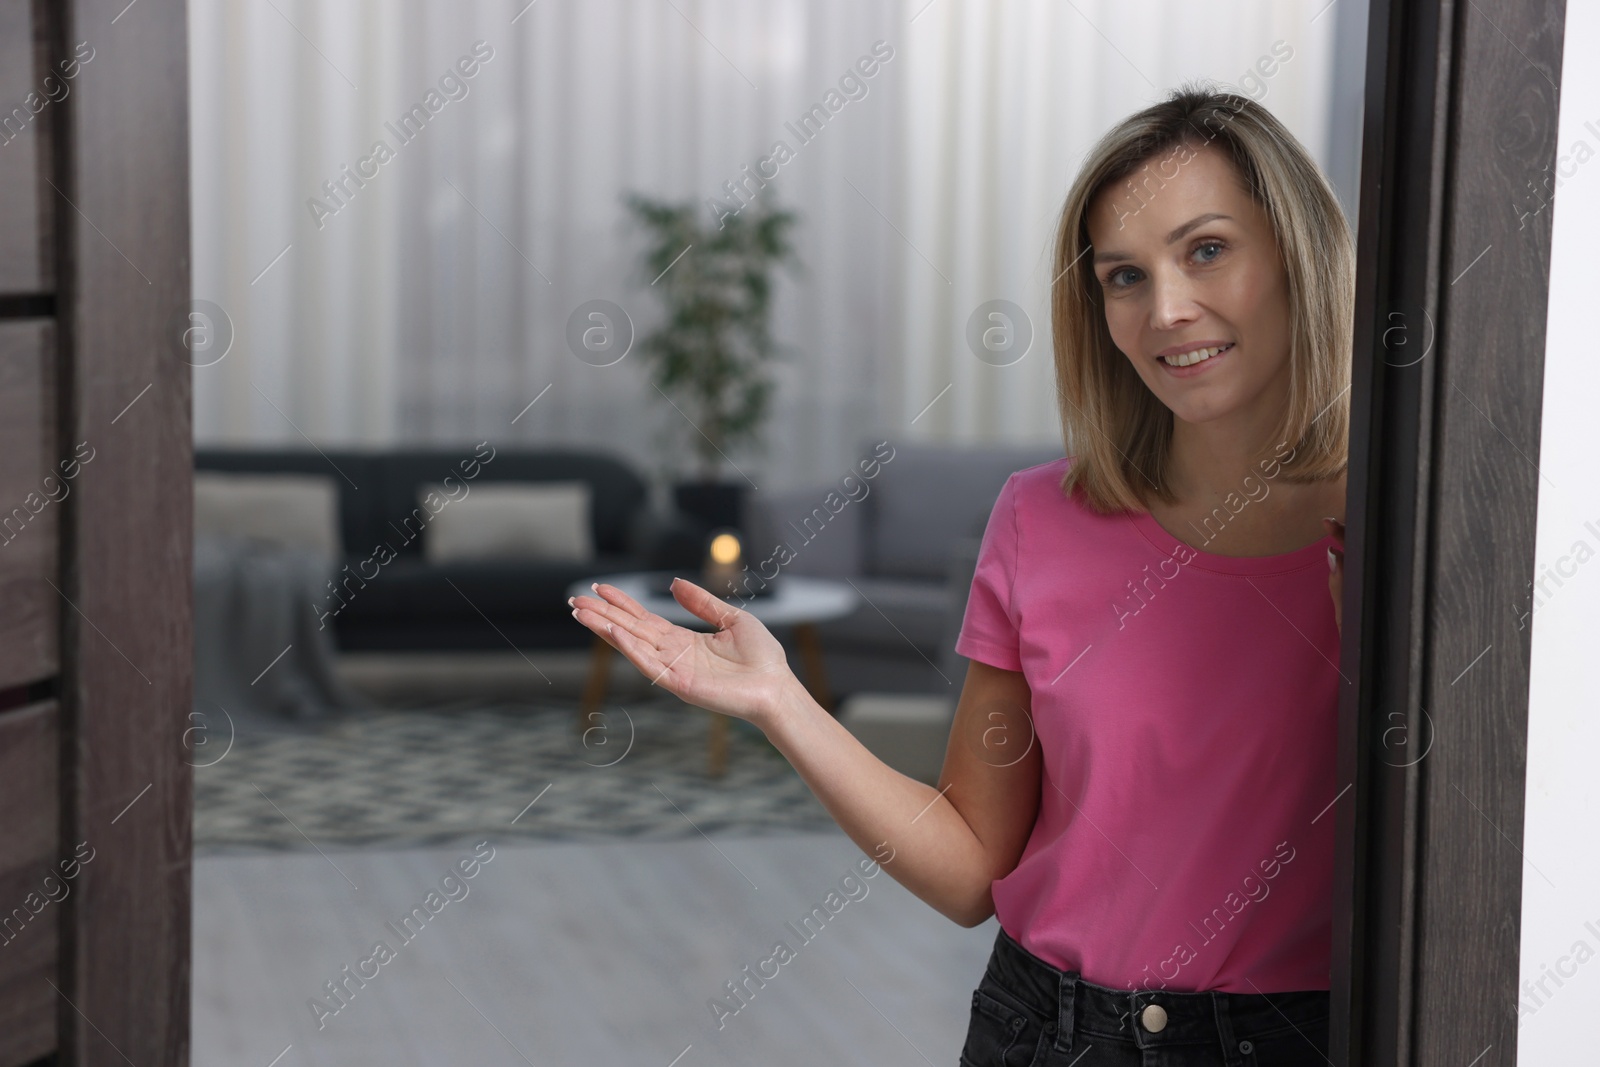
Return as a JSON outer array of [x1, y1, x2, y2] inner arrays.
[[1162, 344, 1231, 367]]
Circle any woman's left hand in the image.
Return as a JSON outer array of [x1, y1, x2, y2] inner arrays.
[[1323, 517, 1345, 634]]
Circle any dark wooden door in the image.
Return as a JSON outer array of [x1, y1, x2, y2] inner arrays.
[[0, 0, 191, 1063], [1333, 0, 1565, 1063]]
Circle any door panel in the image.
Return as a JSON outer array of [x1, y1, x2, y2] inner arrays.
[[0, 0, 51, 293], [0, 320, 57, 688], [0, 700, 60, 1067]]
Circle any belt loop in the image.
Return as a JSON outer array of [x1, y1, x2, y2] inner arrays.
[[1211, 990, 1242, 1067], [1054, 971, 1078, 1053]]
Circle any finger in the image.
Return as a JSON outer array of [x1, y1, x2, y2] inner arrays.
[[668, 576, 742, 630], [575, 603, 672, 680], [588, 581, 659, 624], [573, 599, 703, 685], [1328, 550, 1343, 634], [574, 598, 659, 647], [573, 587, 672, 640], [608, 620, 676, 683], [570, 601, 617, 644], [597, 611, 690, 691]]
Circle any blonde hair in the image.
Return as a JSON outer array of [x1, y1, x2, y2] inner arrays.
[[1051, 81, 1353, 514]]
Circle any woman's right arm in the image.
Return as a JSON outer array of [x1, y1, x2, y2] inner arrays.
[[762, 658, 1041, 928], [570, 576, 1042, 927]]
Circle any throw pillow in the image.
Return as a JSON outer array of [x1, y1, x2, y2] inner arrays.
[[420, 481, 594, 563], [193, 471, 341, 561]]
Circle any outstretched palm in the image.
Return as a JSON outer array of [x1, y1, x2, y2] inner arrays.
[[569, 577, 800, 724]]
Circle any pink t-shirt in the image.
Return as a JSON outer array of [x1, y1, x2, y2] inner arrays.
[[955, 455, 1340, 994]]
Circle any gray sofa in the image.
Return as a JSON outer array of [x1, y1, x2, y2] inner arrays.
[[742, 439, 1063, 699]]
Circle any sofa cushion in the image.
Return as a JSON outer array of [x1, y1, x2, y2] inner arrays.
[[194, 450, 380, 556], [741, 483, 866, 579], [377, 448, 646, 558], [420, 481, 595, 563], [194, 471, 341, 561], [863, 441, 1063, 579], [809, 575, 949, 653]]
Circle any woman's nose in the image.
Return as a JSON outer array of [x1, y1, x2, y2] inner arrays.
[[1148, 271, 1200, 329]]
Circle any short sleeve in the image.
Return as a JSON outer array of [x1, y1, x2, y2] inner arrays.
[[955, 472, 1022, 672]]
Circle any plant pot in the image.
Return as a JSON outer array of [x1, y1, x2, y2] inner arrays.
[[673, 479, 747, 534]]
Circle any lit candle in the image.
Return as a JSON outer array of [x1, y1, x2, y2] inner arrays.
[[702, 528, 743, 598]]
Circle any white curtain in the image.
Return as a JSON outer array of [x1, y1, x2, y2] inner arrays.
[[190, 0, 1347, 492]]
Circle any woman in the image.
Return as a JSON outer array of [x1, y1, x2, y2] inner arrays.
[[570, 84, 1351, 1066]]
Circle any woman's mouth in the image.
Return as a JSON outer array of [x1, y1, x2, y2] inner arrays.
[[1158, 342, 1234, 375]]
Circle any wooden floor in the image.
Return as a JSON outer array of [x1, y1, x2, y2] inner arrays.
[[193, 831, 998, 1066]]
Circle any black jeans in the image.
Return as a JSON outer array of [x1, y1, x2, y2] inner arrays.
[[959, 928, 1330, 1066]]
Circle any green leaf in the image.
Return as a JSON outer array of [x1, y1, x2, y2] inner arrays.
[[621, 189, 802, 479]]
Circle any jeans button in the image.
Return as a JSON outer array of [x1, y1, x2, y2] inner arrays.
[[1011, 1017, 1025, 1032], [1239, 1038, 1254, 1054]]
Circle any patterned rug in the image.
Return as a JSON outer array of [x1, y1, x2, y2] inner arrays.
[[193, 699, 838, 854]]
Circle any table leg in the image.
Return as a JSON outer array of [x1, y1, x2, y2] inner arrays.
[[708, 714, 728, 778], [578, 635, 612, 736], [794, 622, 835, 713]]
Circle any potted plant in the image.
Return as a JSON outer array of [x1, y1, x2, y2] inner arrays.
[[623, 191, 801, 534]]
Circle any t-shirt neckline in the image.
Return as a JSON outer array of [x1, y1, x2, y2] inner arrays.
[[1128, 507, 1337, 576]]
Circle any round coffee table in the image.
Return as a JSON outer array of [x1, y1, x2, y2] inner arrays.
[[564, 570, 859, 776]]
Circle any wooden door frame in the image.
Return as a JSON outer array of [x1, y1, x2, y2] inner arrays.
[[1333, 0, 1565, 1062], [51, 0, 192, 1062]]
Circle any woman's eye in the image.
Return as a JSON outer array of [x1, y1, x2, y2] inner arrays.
[[1104, 243, 1223, 288]]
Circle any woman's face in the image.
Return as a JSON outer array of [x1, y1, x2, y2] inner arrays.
[[1086, 141, 1294, 431]]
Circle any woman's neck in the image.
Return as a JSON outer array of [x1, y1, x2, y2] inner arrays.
[[1165, 416, 1291, 506], [1151, 416, 1345, 557]]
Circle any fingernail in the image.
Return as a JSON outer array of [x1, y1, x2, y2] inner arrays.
[[671, 576, 680, 585], [571, 607, 580, 618], [1328, 547, 1337, 573], [567, 596, 575, 606], [590, 582, 600, 592]]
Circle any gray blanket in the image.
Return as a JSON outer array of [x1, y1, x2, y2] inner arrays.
[[194, 536, 366, 722]]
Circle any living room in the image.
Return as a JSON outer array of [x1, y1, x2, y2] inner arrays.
[[174, 1, 1374, 1062]]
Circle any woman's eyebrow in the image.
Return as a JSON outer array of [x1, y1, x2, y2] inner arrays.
[[1092, 212, 1234, 264]]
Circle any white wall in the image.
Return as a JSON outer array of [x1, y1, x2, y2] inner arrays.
[[1516, 1, 1600, 1053]]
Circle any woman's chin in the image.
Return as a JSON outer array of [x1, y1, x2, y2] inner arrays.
[[1165, 396, 1244, 426]]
